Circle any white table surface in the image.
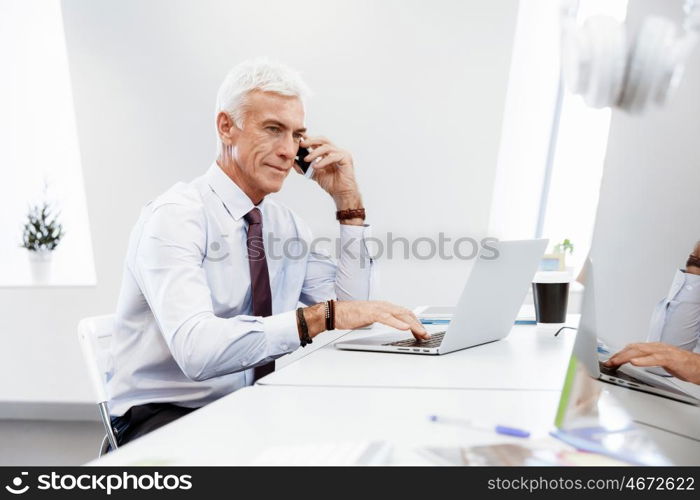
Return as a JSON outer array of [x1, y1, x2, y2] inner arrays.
[[88, 312, 700, 466], [90, 385, 564, 466], [583, 382, 700, 466], [603, 383, 700, 440], [258, 320, 579, 391]]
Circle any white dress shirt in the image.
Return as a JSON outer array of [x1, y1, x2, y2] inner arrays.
[[647, 269, 700, 353], [107, 163, 375, 416]]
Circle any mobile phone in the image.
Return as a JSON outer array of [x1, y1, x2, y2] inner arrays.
[[295, 146, 314, 178]]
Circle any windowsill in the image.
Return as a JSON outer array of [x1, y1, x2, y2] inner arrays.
[[0, 246, 97, 288]]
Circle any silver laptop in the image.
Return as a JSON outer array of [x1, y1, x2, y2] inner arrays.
[[335, 239, 548, 355], [575, 259, 699, 406]]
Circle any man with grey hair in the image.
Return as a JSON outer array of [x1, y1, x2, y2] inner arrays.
[[107, 59, 429, 447]]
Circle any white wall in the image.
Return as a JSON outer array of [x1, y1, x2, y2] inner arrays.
[[0, 1, 95, 286], [589, 0, 700, 347], [0, 0, 518, 411]]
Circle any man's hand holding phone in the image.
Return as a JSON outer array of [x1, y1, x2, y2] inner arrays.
[[294, 136, 363, 223]]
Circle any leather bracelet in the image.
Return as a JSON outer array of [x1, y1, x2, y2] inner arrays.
[[336, 208, 365, 221], [297, 307, 312, 347], [324, 301, 331, 331], [324, 300, 336, 331], [687, 254, 700, 270]]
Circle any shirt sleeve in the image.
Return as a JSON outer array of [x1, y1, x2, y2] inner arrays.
[[647, 269, 700, 353], [130, 202, 300, 382], [299, 223, 377, 304]]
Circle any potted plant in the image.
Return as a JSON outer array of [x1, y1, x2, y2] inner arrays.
[[553, 238, 574, 269], [20, 201, 64, 284]]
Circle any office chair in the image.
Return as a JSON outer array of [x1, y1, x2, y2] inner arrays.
[[77, 314, 119, 456]]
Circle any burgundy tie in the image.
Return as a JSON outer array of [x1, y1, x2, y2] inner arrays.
[[244, 207, 275, 382]]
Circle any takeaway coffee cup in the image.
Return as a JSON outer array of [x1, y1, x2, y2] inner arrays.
[[532, 272, 571, 324]]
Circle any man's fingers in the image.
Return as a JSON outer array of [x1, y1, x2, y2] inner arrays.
[[639, 342, 669, 352], [604, 357, 622, 367], [409, 310, 423, 325], [304, 144, 331, 162], [625, 343, 656, 353], [375, 315, 410, 331], [605, 347, 645, 366], [367, 302, 432, 340], [407, 311, 431, 340], [629, 354, 665, 367], [300, 136, 331, 148], [313, 151, 344, 170], [603, 342, 700, 383], [605, 348, 630, 365], [606, 342, 675, 367], [409, 325, 431, 340], [394, 311, 430, 340], [385, 303, 430, 340], [628, 353, 691, 381]]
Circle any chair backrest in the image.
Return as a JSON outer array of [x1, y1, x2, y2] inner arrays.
[[77, 314, 116, 405]]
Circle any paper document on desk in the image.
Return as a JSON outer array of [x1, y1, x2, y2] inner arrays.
[[252, 441, 392, 466], [415, 442, 628, 466]]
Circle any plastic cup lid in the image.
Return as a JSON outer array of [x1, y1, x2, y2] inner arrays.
[[533, 271, 572, 283]]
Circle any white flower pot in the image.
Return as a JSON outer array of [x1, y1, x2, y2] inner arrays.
[[28, 249, 53, 284]]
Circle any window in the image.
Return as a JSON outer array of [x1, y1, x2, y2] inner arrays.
[[490, 0, 628, 274], [0, 0, 95, 286], [539, 0, 629, 272]]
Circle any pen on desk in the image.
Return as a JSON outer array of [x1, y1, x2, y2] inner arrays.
[[428, 415, 530, 438]]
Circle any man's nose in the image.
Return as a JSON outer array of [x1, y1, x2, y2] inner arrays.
[[276, 135, 297, 161]]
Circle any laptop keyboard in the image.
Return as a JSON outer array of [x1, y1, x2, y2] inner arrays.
[[383, 331, 446, 349]]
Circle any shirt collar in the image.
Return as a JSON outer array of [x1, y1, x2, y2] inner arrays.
[[204, 162, 264, 221]]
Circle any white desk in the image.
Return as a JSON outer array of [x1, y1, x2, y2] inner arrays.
[[604, 384, 700, 441], [91, 385, 564, 466], [259, 321, 578, 391], [91, 383, 700, 466], [89, 315, 700, 465], [275, 328, 351, 370], [601, 383, 700, 464]]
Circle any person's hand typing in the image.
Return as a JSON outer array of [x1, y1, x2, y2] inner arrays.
[[604, 342, 700, 385], [303, 301, 430, 341]]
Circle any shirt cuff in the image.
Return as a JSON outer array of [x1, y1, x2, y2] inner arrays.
[[339, 222, 371, 238], [674, 270, 700, 303], [339, 223, 373, 264], [262, 310, 300, 356], [337, 223, 374, 300]]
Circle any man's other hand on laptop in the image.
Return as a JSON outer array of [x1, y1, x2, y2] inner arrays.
[[605, 342, 700, 385], [306, 301, 430, 341]]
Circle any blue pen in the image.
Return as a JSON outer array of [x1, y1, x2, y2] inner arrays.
[[428, 415, 530, 438]]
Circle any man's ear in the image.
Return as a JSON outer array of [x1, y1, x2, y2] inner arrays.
[[216, 112, 240, 146]]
